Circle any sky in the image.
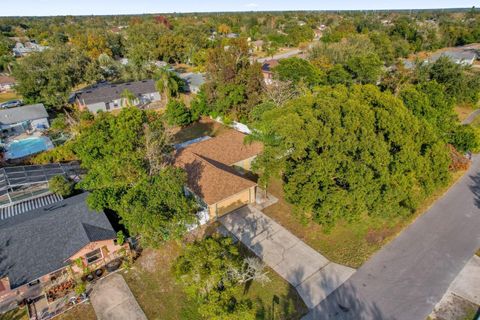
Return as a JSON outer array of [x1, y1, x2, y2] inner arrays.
[[1, 0, 477, 16]]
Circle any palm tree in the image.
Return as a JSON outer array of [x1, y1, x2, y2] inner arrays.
[[121, 89, 137, 107], [155, 67, 180, 105]]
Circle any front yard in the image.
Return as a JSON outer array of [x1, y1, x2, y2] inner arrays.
[[122, 241, 308, 320], [262, 170, 466, 268], [0, 92, 19, 103]]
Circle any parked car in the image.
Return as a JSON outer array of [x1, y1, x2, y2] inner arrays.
[[0, 99, 23, 109]]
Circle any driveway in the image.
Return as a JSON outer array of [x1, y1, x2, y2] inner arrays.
[[90, 273, 147, 320], [304, 155, 480, 320], [219, 206, 355, 309]]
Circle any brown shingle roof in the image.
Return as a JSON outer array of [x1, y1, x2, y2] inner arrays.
[[178, 130, 263, 165], [174, 130, 263, 205]]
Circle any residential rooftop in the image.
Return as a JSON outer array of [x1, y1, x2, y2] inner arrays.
[[0, 104, 48, 125], [75, 80, 157, 105], [174, 130, 262, 205], [0, 192, 116, 290]]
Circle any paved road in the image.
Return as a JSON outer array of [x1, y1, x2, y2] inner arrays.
[[219, 206, 355, 309], [255, 49, 302, 63], [304, 156, 480, 320], [462, 109, 480, 125]]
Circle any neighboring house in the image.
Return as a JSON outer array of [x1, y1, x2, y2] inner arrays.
[[12, 41, 47, 57], [427, 50, 477, 66], [179, 73, 206, 94], [0, 104, 49, 135], [0, 193, 125, 309], [0, 76, 15, 92], [174, 130, 263, 220], [261, 59, 279, 85], [74, 80, 161, 113]]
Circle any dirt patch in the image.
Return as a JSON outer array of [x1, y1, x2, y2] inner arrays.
[[138, 250, 160, 273], [365, 225, 401, 245], [431, 292, 479, 320]]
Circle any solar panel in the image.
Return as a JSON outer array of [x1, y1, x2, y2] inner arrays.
[[1, 162, 82, 189]]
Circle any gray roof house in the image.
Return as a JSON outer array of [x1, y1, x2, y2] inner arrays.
[[179, 73, 206, 94], [0, 104, 49, 131], [75, 80, 161, 113], [0, 193, 119, 298], [427, 50, 477, 66], [12, 41, 48, 57]]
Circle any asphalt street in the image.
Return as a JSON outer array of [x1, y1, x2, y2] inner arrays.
[[304, 155, 480, 320]]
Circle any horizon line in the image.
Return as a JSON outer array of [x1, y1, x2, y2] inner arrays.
[[0, 6, 475, 18]]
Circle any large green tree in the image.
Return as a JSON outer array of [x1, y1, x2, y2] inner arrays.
[[173, 236, 256, 320], [120, 169, 196, 247], [13, 46, 88, 108], [273, 57, 324, 87], [204, 39, 264, 121], [74, 108, 195, 245], [252, 85, 451, 227]]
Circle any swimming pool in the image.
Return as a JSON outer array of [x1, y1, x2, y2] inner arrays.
[[4, 136, 54, 160]]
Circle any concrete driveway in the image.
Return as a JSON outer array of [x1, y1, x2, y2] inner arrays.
[[90, 273, 147, 320], [219, 206, 355, 309], [305, 155, 480, 320]]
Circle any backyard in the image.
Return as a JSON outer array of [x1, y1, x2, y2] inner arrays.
[[171, 117, 228, 144], [262, 170, 467, 268]]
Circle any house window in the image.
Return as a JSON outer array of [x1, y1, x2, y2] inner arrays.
[[85, 248, 103, 264], [27, 279, 40, 287]]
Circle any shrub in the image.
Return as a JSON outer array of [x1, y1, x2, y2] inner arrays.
[[49, 175, 74, 197], [165, 100, 192, 126]]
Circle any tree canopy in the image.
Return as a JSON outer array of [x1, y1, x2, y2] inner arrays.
[[252, 85, 451, 228], [73, 107, 196, 245], [13, 46, 88, 108]]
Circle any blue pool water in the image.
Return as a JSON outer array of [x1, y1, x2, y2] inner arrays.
[[5, 136, 54, 160]]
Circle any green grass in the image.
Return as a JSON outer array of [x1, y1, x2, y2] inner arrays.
[[123, 241, 307, 320], [262, 170, 466, 268], [0, 307, 28, 320], [0, 92, 19, 103]]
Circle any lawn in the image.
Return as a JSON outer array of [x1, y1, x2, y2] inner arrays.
[[55, 302, 96, 320], [171, 117, 229, 144], [0, 92, 20, 103], [262, 170, 466, 268], [0, 307, 28, 320], [123, 241, 308, 320]]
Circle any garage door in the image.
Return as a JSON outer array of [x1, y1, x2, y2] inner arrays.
[[216, 189, 251, 217]]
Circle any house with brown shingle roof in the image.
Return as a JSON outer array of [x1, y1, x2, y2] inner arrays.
[[174, 130, 263, 220]]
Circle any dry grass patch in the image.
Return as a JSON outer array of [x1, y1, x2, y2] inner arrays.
[[0, 92, 19, 103], [55, 302, 96, 320], [263, 170, 466, 268], [455, 104, 475, 122]]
